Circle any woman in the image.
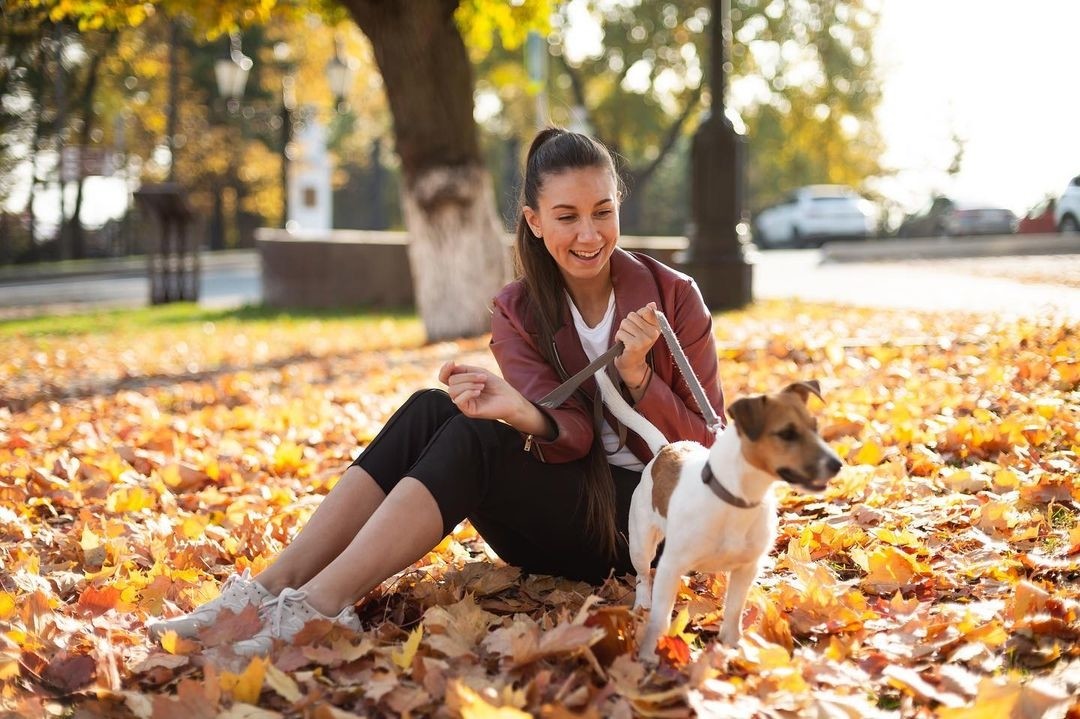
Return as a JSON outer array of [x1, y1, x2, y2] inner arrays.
[[148, 128, 724, 657]]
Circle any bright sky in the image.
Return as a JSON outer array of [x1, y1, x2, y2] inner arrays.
[[873, 0, 1080, 214]]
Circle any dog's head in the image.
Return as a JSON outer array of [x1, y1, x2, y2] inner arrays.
[[726, 380, 842, 491]]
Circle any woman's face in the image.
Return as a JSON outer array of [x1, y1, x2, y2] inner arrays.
[[524, 166, 619, 289]]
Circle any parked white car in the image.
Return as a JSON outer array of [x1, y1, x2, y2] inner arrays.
[[1054, 175, 1080, 233], [752, 185, 876, 249]]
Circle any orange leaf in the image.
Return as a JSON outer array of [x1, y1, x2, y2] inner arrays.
[[655, 635, 691, 668], [76, 585, 122, 617]]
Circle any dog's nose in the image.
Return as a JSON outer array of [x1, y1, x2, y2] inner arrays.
[[824, 456, 842, 476]]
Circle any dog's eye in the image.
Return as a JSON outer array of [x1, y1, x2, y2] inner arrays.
[[776, 426, 799, 442]]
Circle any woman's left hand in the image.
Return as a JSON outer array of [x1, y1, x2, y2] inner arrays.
[[613, 301, 660, 390]]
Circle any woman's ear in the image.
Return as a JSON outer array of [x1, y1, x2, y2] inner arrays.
[[523, 206, 543, 238]]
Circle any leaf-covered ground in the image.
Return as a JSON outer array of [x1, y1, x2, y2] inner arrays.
[[1, 300, 1079, 718]]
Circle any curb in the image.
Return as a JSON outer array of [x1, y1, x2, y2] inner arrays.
[[820, 233, 1080, 263]]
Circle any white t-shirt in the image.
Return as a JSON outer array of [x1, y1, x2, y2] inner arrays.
[[566, 291, 646, 471]]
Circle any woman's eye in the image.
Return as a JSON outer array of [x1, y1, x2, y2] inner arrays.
[[595, 210, 612, 218], [558, 215, 575, 222]]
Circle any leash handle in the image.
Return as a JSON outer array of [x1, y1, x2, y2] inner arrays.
[[654, 311, 722, 430]]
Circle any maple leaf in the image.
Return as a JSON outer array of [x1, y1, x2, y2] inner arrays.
[[219, 656, 268, 705], [41, 653, 96, 693], [655, 635, 691, 669], [446, 680, 532, 718], [391, 623, 424, 673], [196, 604, 263, 646]]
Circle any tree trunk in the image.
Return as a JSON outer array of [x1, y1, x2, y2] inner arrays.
[[342, 0, 508, 341]]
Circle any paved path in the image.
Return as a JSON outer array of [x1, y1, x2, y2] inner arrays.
[[753, 251, 1080, 320]]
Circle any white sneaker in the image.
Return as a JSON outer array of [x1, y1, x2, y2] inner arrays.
[[232, 588, 362, 657], [147, 569, 273, 642]]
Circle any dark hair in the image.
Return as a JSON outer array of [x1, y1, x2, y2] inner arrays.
[[514, 127, 623, 561]]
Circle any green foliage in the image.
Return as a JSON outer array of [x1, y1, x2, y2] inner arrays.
[[732, 0, 886, 209], [476, 0, 886, 226]]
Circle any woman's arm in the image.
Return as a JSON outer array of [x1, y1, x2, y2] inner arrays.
[[488, 296, 596, 463]]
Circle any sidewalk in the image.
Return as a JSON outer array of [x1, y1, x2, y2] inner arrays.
[[752, 251, 1080, 320]]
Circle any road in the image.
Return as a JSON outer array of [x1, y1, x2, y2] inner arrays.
[[0, 253, 262, 316], [2, 248, 1080, 319]]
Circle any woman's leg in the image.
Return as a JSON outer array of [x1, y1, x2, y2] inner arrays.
[[254, 465, 386, 595], [254, 389, 459, 595], [294, 413, 640, 619], [300, 476, 443, 616]]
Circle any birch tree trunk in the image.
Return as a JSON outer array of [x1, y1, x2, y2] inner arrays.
[[341, 0, 508, 341]]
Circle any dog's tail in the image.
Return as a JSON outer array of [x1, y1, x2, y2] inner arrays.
[[593, 369, 669, 455]]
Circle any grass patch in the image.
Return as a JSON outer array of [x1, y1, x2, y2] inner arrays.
[[0, 302, 418, 338]]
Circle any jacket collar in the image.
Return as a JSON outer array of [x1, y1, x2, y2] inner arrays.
[[552, 248, 664, 386]]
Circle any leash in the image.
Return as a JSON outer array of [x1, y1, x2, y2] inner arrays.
[[538, 310, 721, 432], [538, 307, 757, 508]]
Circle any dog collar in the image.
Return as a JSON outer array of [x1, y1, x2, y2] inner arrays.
[[701, 463, 760, 509]]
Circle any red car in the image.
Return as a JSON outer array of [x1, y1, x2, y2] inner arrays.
[[1017, 197, 1057, 234]]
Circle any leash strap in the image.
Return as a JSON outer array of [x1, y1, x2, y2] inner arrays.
[[537, 341, 624, 409]]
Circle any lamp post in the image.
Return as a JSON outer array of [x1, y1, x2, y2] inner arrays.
[[274, 41, 296, 229], [681, 0, 753, 310]]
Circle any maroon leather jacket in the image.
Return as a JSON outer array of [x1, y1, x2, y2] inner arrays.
[[490, 248, 725, 465]]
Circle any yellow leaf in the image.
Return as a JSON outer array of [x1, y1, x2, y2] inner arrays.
[[264, 662, 302, 702], [220, 656, 268, 704], [937, 678, 1021, 719], [447, 680, 531, 719], [271, 442, 304, 475], [666, 606, 697, 644], [391, 623, 423, 672], [0, 592, 14, 620], [851, 439, 885, 466], [160, 630, 200, 656]]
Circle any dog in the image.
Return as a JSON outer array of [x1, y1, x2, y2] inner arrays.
[[593, 371, 842, 658]]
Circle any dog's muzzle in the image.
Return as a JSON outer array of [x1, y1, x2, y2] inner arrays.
[[779, 455, 842, 491]]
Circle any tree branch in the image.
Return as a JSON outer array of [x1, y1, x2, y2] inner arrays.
[[629, 82, 703, 189]]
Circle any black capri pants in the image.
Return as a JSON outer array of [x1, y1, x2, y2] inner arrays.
[[350, 389, 640, 583]]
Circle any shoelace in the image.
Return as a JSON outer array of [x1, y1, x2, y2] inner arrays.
[[213, 569, 253, 610], [258, 587, 309, 637]]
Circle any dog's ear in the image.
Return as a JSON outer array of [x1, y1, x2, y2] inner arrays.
[[728, 395, 767, 440], [782, 380, 823, 404]]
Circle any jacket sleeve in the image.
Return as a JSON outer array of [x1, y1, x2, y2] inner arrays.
[[489, 296, 595, 463], [633, 277, 725, 446]]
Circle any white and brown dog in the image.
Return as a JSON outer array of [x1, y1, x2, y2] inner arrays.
[[593, 372, 842, 657]]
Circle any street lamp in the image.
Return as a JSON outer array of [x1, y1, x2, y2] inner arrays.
[[325, 35, 356, 112], [214, 33, 252, 113]]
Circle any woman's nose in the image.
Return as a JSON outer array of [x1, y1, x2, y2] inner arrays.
[[579, 218, 599, 241]]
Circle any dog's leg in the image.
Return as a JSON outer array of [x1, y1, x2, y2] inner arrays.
[[639, 557, 684, 659], [629, 524, 661, 610], [718, 563, 758, 646]]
